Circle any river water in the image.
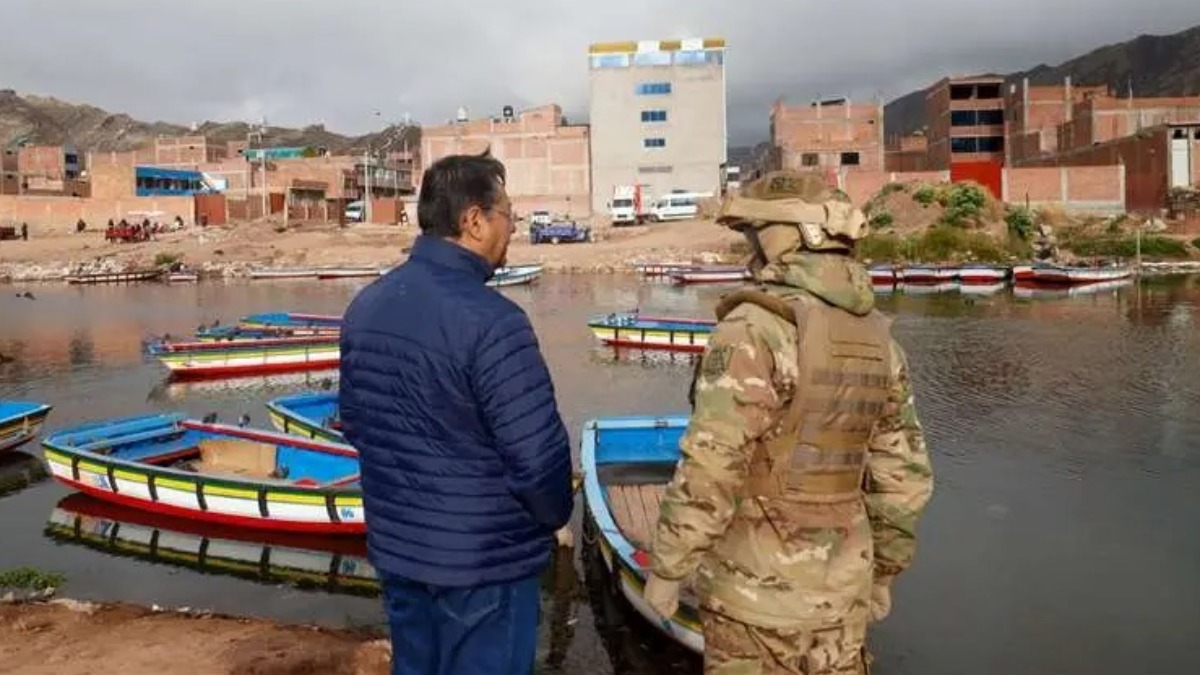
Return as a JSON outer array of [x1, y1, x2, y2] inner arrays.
[[1, 274, 1197, 675]]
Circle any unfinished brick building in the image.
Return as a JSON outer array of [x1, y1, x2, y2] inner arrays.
[[769, 97, 885, 173]]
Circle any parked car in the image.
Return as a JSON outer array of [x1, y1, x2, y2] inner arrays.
[[530, 220, 591, 245], [529, 210, 553, 228]]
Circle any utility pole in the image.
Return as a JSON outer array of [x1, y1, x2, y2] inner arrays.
[[363, 145, 371, 225]]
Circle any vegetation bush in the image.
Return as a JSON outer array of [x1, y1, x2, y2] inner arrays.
[[869, 211, 894, 229], [153, 252, 181, 267], [1065, 234, 1190, 259], [1004, 207, 1035, 241], [912, 186, 937, 206], [940, 184, 988, 228]]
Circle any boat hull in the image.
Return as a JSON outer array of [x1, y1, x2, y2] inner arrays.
[[587, 313, 713, 353], [0, 402, 53, 453], [316, 269, 383, 280], [899, 266, 959, 283], [65, 269, 163, 285], [488, 265, 544, 287], [43, 415, 364, 535], [266, 392, 343, 444], [1031, 265, 1133, 285], [957, 266, 1009, 283]]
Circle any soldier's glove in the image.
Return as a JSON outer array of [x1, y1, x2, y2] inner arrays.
[[644, 574, 681, 620], [869, 582, 892, 623]]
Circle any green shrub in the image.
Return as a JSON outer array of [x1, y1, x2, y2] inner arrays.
[[1005, 207, 1035, 241], [880, 182, 906, 197], [153, 252, 181, 267], [0, 567, 65, 591], [1191, 237, 1200, 250], [869, 211, 894, 229], [912, 186, 937, 206], [1066, 234, 1189, 259], [940, 184, 988, 228]]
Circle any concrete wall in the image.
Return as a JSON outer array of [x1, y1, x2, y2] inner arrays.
[[422, 103, 591, 219], [588, 45, 726, 214]]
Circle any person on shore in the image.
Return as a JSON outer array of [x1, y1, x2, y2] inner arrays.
[[339, 150, 574, 675], [20, 222, 27, 241], [643, 169, 935, 674]]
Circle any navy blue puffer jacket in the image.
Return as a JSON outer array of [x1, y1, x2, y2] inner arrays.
[[339, 235, 573, 587]]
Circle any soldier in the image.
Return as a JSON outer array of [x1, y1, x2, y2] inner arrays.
[[642, 170, 934, 674]]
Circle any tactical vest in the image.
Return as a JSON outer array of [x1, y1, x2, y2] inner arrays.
[[710, 287, 894, 505]]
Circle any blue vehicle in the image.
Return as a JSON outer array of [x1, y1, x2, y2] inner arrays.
[[530, 220, 592, 245]]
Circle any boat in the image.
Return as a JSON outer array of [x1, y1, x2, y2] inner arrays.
[[868, 265, 897, 284], [956, 264, 1010, 284], [316, 268, 384, 280], [0, 401, 53, 453], [166, 271, 200, 283], [489, 264, 544, 288], [1014, 278, 1133, 299], [238, 312, 342, 330], [267, 391, 342, 443], [42, 412, 364, 534], [1029, 263, 1133, 285], [1011, 262, 1055, 281], [631, 262, 696, 277], [194, 324, 340, 342], [580, 414, 702, 653], [958, 282, 1007, 296], [900, 281, 960, 296], [65, 269, 164, 285], [45, 494, 379, 597], [587, 312, 714, 353], [668, 266, 751, 284], [898, 265, 958, 284], [150, 335, 340, 379], [248, 268, 318, 280]]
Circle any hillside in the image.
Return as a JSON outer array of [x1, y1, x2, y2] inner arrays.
[[0, 89, 419, 155], [884, 23, 1200, 138]]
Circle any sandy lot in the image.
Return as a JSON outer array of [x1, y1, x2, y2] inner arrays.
[[0, 217, 744, 281], [0, 600, 391, 675]]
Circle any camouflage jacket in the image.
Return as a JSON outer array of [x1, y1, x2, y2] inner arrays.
[[649, 252, 935, 629]]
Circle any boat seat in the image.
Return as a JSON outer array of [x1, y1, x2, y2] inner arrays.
[[192, 438, 279, 479], [604, 483, 668, 552], [123, 437, 200, 464]]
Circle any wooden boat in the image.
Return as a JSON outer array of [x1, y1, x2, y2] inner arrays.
[[587, 312, 714, 353], [580, 415, 702, 653], [0, 401, 53, 453], [631, 262, 696, 277], [489, 264, 544, 288], [316, 268, 384, 280], [238, 312, 342, 330], [1029, 263, 1133, 285], [194, 324, 340, 342], [868, 265, 897, 284], [957, 264, 1010, 283], [46, 494, 378, 597], [898, 265, 958, 284], [65, 268, 164, 285], [166, 271, 200, 283], [668, 266, 751, 284], [151, 335, 340, 379], [267, 391, 342, 443], [248, 268, 318, 280], [42, 413, 364, 534]]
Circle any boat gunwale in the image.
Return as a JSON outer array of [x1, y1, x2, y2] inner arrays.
[[266, 393, 343, 441]]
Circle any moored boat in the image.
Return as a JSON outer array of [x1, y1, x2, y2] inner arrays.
[[267, 391, 342, 443], [238, 312, 342, 330], [166, 271, 200, 283], [46, 494, 378, 596], [631, 262, 696, 277], [489, 264, 544, 287], [868, 265, 897, 284], [956, 264, 1010, 284], [0, 401, 53, 453], [1029, 263, 1133, 285], [65, 269, 164, 285], [152, 335, 340, 379], [898, 264, 958, 284], [581, 414, 702, 653], [587, 312, 714, 353], [248, 268, 318, 280], [194, 324, 340, 342], [42, 413, 363, 534], [315, 268, 384, 280], [668, 266, 750, 284]]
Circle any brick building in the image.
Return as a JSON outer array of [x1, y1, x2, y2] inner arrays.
[[925, 76, 1007, 172], [884, 132, 930, 172], [422, 103, 591, 218], [769, 97, 885, 173]]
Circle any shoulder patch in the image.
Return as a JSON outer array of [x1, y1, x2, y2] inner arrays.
[[701, 344, 734, 379]]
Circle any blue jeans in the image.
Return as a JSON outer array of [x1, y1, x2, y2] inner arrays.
[[382, 573, 540, 675]]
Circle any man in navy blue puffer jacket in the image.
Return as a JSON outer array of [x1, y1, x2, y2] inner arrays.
[[339, 151, 573, 675]]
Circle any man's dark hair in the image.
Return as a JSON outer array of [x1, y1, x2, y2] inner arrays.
[[417, 150, 507, 238]]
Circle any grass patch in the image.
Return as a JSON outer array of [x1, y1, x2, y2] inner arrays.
[[1063, 233, 1190, 259], [0, 567, 65, 591], [857, 226, 1030, 264], [869, 211, 894, 229], [153, 252, 181, 267]]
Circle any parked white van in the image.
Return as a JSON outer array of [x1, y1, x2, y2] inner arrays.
[[649, 191, 712, 222]]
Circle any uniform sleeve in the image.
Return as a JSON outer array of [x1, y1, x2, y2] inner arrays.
[[864, 340, 934, 585], [474, 309, 574, 532], [649, 311, 782, 581]]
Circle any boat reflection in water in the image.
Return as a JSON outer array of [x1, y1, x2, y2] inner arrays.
[[44, 494, 379, 597], [148, 369, 339, 404], [0, 451, 49, 498], [1013, 278, 1134, 300]]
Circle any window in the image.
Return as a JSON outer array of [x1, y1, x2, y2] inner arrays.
[[840, 152, 861, 166], [636, 82, 672, 95], [950, 137, 978, 153], [641, 110, 667, 123], [706, 50, 724, 65], [977, 109, 1004, 125], [590, 54, 628, 69], [638, 165, 673, 174], [802, 153, 819, 167], [643, 138, 666, 148], [633, 51, 672, 67], [951, 110, 976, 127], [977, 136, 1004, 153], [674, 50, 707, 66]]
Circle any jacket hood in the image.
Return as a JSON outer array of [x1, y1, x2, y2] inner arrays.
[[755, 251, 875, 316]]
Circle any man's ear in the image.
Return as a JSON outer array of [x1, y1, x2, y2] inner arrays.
[[459, 204, 483, 241]]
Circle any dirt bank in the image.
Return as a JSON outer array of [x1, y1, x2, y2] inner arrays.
[[0, 599, 391, 675], [0, 218, 744, 282]]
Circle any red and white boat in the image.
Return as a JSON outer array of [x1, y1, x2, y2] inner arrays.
[[1030, 264, 1133, 285], [669, 266, 751, 284], [868, 265, 897, 284], [898, 265, 959, 284], [957, 264, 1010, 284]]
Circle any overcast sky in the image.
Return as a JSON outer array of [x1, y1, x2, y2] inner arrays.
[[4, 0, 1199, 145]]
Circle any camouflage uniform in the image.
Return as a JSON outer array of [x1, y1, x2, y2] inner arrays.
[[646, 172, 934, 675]]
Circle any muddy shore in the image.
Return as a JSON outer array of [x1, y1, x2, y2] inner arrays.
[[0, 598, 391, 675], [0, 218, 744, 282]]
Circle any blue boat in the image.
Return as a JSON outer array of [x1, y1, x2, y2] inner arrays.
[[0, 401, 53, 453], [580, 414, 702, 653], [587, 312, 714, 353], [43, 412, 363, 534], [267, 391, 341, 443], [239, 312, 343, 330], [488, 264, 544, 288]]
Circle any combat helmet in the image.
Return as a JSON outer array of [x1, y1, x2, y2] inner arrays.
[[715, 170, 867, 260]]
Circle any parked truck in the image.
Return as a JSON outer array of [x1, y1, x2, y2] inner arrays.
[[609, 184, 650, 226]]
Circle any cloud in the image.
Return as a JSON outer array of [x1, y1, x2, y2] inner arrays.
[[2, 0, 1198, 145]]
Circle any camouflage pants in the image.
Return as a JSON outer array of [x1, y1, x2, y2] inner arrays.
[[701, 611, 870, 675]]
